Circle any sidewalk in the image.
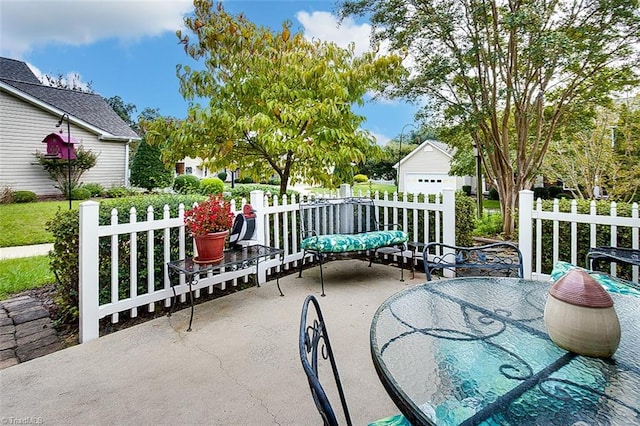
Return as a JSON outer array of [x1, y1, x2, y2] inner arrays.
[[0, 244, 53, 260]]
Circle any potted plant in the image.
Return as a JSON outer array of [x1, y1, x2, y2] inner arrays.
[[184, 194, 235, 263]]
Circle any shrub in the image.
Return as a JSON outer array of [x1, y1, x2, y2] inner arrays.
[[173, 174, 201, 194], [473, 213, 503, 237], [200, 177, 225, 195], [81, 183, 105, 197], [47, 193, 206, 322], [353, 174, 368, 183], [455, 193, 475, 246], [239, 176, 254, 184], [217, 171, 228, 181], [462, 185, 472, 196], [106, 186, 134, 198], [12, 190, 37, 203], [1, 187, 13, 204], [70, 187, 91, 200], [129, 139, 174, 191], [267, 176, 281, 186], [488, 187, 499, 200]]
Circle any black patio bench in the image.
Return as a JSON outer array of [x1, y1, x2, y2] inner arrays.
[[298, 197, 408, 296], [423, 241, 523, 281]]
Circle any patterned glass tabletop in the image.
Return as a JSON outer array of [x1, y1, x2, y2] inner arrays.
[[370, 277, 640, 425]]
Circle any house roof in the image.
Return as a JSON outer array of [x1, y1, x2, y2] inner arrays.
[[0, 57, 140, 140], [394, 139, 455, 169]]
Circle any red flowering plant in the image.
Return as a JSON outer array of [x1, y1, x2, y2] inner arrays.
[[184, 195, 235, 237]]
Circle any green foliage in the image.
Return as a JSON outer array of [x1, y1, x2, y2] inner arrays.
[[200, 177, 225, 195], [238, 176, 254, 184], [462, 185, 471, 196], [340, 0, 640, 236], [228, 184, 298, 204], [353, 174, 368, 183], [70, 187, 91, 200], [217, 171, 228, 181], [473, 214, 504, 238], [535, 199, 637, 279], [46, 194, 205, 322], [173, 174, 201, 194], [144, 0, 404, 196], [130, 139, 174, 191], [12, 191, 37, 203], [33, 146, 98, 197], [81, 183, 105, 197], [105, 186, 136, 198], [455, 194, 475, 247]]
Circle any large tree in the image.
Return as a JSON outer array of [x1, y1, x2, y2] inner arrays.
[[144, 0, 405, 195], [340, 0, 640, 236]]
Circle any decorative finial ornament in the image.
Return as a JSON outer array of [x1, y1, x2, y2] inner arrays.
[[544, 269, 621, 358]]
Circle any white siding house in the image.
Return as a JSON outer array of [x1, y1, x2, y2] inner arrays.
[[395, 139, 466, 194], [0, 57, 140, 196]]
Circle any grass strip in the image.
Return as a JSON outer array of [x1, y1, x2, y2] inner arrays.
[[0, 255, 55, 300]]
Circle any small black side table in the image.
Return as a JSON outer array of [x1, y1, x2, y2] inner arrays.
[[167, 244, 284, 331], [406, 241, 426, 278]]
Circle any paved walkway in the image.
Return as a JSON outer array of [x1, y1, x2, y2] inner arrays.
[[0, 243, 53, 260], [0, 295, 63, 369], [0, 260, 425, 425]]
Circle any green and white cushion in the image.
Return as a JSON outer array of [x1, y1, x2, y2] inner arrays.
[[300, 230, 408, 253], [550, 261, 640, 297]]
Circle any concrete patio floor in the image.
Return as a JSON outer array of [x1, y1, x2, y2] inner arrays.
[[1, 259, 426, 425]]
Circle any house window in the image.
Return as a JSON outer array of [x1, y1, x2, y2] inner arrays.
[[186, 166, 193, 174]]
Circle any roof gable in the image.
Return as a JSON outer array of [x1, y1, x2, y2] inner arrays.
[[0, 57, 41, 84], [1, 57, 139, 140], [396, 139, 454, 168]]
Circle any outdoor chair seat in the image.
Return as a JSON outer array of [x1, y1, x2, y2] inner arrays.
[[300, 230, 407, 253]]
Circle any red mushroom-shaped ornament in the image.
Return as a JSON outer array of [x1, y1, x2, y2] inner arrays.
[[544, 269, 620, 358]]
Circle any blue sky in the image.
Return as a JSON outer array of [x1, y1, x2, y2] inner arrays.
[[0, 0, 421, 145]]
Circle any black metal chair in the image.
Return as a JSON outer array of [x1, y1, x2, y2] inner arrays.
[[299, 295, 411, 426], [299, 294, 352, 425], [423, 242, 523, 281]]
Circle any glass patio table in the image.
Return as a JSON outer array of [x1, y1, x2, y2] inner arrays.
[[370, 277, 640, 425]]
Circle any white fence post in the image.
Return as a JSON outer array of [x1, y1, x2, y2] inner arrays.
[[79, 201, 100, 343], [442, 188, 456, 278], [251, 190, 267, 282], [519, 190, 534, 279]]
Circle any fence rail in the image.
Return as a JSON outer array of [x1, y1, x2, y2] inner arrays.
[[518, 190, 639, 282]]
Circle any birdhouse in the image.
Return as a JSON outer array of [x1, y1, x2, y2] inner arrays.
[[41, 132, 78, 160]]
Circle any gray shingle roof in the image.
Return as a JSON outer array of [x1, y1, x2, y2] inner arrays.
[[1, 57, 139, 139]]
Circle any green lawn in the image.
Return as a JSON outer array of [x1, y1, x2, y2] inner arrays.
[[309, 182, 398, 195], [0, 255, 55, 299], [0, 200, 82, 247]]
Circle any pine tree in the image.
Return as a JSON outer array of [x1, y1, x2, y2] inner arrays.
[[129, 139, 173, 191]]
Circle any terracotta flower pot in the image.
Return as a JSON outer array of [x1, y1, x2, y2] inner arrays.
[[544, 269, 620, 358], [194, 230, 229, 263]]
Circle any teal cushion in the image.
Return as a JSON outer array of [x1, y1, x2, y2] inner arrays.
[[550, 261, 640, 297], [368, 413, 412, 426], [301, 231, 408, 253]]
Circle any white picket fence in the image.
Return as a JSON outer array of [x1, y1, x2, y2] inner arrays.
[[78, 185, 456, 343], [77, 186, 639, 343], [518, 190, 639, 281]]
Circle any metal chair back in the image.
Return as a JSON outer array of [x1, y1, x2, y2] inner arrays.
[[299, 295, 353, 426]]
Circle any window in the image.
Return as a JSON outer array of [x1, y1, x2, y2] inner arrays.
[[186, 166, 193, 174]]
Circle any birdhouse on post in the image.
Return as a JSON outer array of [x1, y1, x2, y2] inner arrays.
[[41, 132, 78, 160]]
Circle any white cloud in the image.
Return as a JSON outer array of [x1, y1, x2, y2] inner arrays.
[[296, 11, 374, 57], [0, 0, 193, 57], [369, 131, 391, 146]]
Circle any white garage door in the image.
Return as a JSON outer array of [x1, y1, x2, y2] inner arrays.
[[405, 173, 456, 195]]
